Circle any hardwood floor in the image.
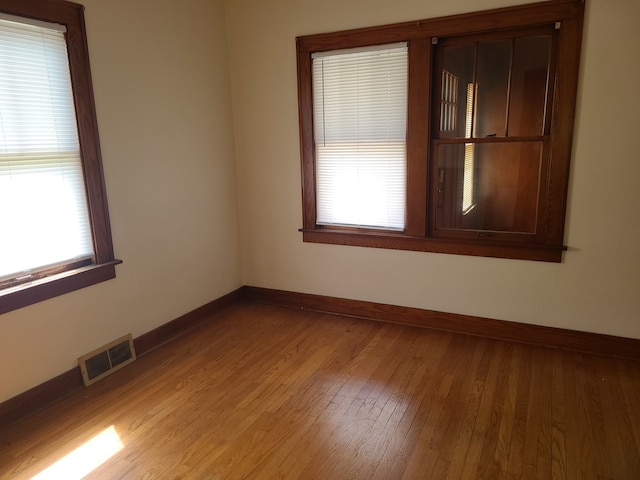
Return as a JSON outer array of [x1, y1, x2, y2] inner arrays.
[[1, 301, 639, 479]]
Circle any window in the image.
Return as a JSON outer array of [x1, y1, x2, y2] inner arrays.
[[297, 0, 584, 262], [0, 0, 119, 315], [312, 44, 407, 229]]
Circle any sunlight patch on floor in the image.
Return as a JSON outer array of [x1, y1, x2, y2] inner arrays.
[[31, 425, 123, 480]]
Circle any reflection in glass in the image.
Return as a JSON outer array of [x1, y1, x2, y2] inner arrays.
[[475, 41, 511, 138], [440, 70, 459, 132], [508, 36, 551, 136], [440, 44, 474, 138], [462, 83, 475, 213], [437, 35, 551, 140], [436, 142, 542, 234]]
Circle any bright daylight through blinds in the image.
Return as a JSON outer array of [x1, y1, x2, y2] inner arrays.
[[0, 16, 94, 281], [312, 43, 407, 229]]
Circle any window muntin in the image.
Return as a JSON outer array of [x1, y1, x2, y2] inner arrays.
[[297, 1, 584, 262]]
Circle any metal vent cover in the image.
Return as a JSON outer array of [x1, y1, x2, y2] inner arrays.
[[78, 334, 136, 386]]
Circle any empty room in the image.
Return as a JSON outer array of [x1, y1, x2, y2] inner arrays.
[[1, 0, 639, 478]]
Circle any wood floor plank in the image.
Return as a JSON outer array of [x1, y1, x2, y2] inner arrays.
[[533, 349, 553, 480], [592, 357, 640, 479], [505, 344, 534, 479], [402, 336, 488, 479], [369, 330, 453, 480], [581, 356, 613, 480], [550, 350, 568, 480], [476, 342, 517, 479], [296, 326, 422, 480], [1, 302, 639, 480], [618, 360, 640, 455], [457, 341, 504, 480], [443, 378, 484, 480], [564, 353, 599, 480]]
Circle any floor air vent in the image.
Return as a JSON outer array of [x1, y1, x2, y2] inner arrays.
[[78, 334, 137, 386]]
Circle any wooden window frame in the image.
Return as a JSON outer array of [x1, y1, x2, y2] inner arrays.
[[0, 0, 120, 315], [296, 0, 584, 262]]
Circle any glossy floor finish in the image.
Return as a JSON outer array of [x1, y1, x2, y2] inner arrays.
[[1, 302, 639, 479]]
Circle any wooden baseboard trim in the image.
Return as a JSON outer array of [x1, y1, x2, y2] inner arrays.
[[0, 368, 84, 431], [3, 284, 637, 429], [133, 287, 246, 356], [0, 287, 245, 429], [244, 286, 640, 361]]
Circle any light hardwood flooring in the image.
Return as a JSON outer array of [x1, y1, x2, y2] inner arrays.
[[1, 302, 639, 479]]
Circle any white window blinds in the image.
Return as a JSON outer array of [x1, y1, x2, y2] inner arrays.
[[0, 16, 94, 281], [312, 43, 407, 230]]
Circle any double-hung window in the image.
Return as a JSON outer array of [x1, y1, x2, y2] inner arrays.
[[0, 0, 118, 314], [297, 0, 584, 262], [312, 44, 408, 230]]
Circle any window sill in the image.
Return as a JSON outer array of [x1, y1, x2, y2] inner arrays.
[[0, 260, 122, 315], [300, 228, 565, 262]]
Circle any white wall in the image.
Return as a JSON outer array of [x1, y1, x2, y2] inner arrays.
[[226, 0, 640, 338], [0, 0, 242, 404]]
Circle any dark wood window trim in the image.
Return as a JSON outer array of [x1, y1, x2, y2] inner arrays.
[[0, 0, 120, 314], [297, 0, 584, 262], [0, 262, 121, 315]]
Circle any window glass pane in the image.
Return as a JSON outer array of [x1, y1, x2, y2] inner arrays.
[[0, 17, 94, 281], [508, 35, 551, 137], [436, 142, 542, 234], [440, 44, 475, 139], [312, 44, 407, 229], [475, 41, 511, 138]]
